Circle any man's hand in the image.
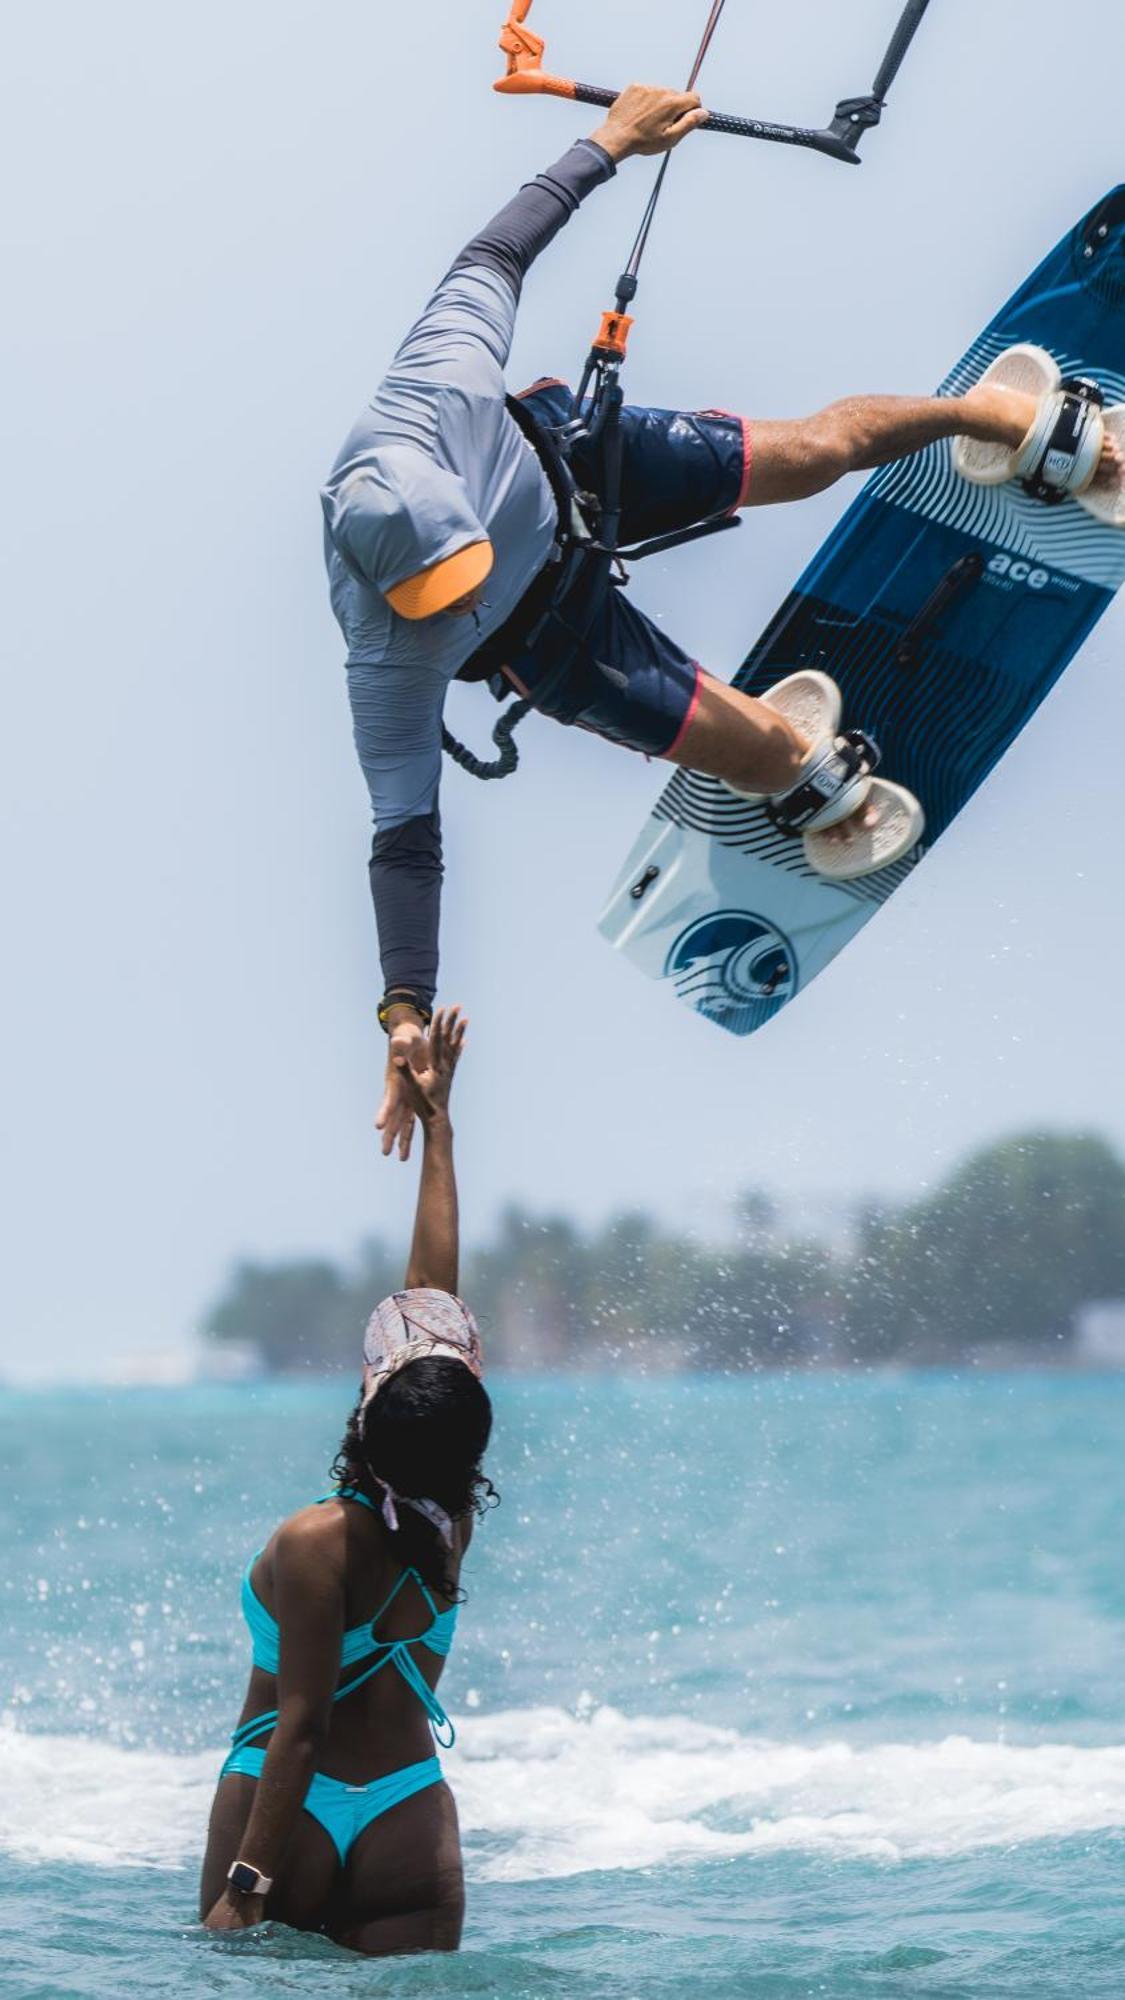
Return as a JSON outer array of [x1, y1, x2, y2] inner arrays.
[[592, 84, 707, 164], [376, 1007, 430, 1162], [203, 1888, 266, 1932], [395, 1006, 467, 1130]]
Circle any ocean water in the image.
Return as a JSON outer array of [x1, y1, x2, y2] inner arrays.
[[2, 1373, 1124, 1999]]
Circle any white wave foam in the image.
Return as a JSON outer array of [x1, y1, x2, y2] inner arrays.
[[4, 1709, 1125, 1880], [0, 1721, 218, 1870]]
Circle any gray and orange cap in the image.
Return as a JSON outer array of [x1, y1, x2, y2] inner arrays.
[[322, 446, 494, 620]]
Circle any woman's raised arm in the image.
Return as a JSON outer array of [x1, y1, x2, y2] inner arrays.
[[398, 1007, 467, 1295]]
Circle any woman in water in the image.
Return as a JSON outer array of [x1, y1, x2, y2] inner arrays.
[[200, 1007, 493, 1955]]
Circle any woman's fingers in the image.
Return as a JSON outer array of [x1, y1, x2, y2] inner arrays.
[[433, 1004, 467, 1071], [430, 1008, 447, 1068]]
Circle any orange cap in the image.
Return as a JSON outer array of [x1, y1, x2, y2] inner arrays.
[[385, 539, 494, 621]]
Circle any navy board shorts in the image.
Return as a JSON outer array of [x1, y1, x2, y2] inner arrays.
[[505, 379, 751, 759]]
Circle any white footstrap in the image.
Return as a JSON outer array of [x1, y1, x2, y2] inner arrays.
[[953, 344, 1059, 486], [724, 669, 925, 880], [766, 731, 880, 835], [725, 670, 843, 805], [954, 342, 1122, 523], [1013, 382, 1105, 502]]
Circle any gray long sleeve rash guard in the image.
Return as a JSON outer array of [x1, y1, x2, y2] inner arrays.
[[321, 138, 616, 1010]]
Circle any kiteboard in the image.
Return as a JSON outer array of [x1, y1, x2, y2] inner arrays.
[[598, 186, 1125, 1036]]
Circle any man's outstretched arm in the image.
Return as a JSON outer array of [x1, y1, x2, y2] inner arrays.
[[360, 87, 707, 1163], [465, 81, 710, 307], [391, 86, 708, 382]]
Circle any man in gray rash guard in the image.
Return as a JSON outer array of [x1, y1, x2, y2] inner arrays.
[[322, 85, 1069, 1161]]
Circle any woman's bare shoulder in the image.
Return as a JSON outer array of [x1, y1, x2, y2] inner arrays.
[[267, 1501, 351, 1577]]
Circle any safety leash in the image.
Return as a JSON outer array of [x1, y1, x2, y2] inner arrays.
[[442, 699, 533, 780]]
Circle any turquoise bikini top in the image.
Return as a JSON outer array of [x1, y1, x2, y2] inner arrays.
[[230, 1489, 460, 1755]]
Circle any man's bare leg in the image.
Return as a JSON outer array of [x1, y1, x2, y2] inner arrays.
[[670, 394, 1050, 799], [669, 674, 812, 795], [744, 386, 1122, 508], [667, 387, 1123, 841]]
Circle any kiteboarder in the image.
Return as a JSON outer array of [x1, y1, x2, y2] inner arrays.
[[321, 85, 1122, 1160]]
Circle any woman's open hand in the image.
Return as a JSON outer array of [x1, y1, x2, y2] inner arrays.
[[395, 1006, 467, 1127]]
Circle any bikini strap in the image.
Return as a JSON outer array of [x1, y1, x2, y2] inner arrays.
[[319, 1486, 380, 1518], [317, 1494, 441, 1626], [229, 1561, 453, 1760], [369, 1564, 437, 1628], [229, 1705, 279, 1753], [323, 1636, 456, 1748]]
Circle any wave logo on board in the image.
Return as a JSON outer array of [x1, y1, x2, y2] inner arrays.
[[666, 910, 798, 1031]]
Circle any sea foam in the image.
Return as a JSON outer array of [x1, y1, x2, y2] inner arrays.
[[4, 1708, 1125, 1881]]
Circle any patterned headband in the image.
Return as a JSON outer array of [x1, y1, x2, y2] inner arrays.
[[361, 1289, 483, 1409]]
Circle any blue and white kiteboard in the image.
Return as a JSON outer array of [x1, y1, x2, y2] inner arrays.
[[599, 187, 1125, 1036]]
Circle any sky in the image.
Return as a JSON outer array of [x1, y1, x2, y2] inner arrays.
[[3, 0, 1124, 1379]]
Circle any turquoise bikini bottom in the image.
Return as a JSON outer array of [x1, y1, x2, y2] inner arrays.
[[222, 1747, 443, 1866]]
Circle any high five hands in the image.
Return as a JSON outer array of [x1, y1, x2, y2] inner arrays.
[[376, 1008, 467, 1161], [396, 1008, 467, 1128]]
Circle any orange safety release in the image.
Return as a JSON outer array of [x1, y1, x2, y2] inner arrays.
[[592, 310, 634, 359]]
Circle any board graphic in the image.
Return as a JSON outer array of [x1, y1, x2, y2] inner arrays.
[[599, 187, 1125, 1036]]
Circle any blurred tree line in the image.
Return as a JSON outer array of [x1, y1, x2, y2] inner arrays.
[[203, 1131, 1125, 1374]]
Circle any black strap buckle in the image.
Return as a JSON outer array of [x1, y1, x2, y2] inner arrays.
[[1021, 379, 1105, 505]]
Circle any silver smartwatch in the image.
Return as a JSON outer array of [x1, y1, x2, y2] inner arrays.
[[227, 1858, 273, 1896]]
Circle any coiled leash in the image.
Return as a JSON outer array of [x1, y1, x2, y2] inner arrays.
[[443, 0, 936, 782], [442, 698, 533, 779]]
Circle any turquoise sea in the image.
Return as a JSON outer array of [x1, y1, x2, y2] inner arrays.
[[2, 1373, 1124, 1999]]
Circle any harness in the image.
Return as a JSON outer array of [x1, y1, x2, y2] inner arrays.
[[443, 0, 937, 780], [451, 392, 739, 709]]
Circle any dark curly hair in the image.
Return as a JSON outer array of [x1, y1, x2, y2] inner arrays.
[[331, 1356, 496, 1601]]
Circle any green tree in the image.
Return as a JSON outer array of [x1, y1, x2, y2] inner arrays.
[[856, 1132, 1125, 1357], [201, 1131, 1125, 1373], [205, 1259, 352, 1372]]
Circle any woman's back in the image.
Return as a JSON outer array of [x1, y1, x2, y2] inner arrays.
[[233, 1492, 467, 1781]]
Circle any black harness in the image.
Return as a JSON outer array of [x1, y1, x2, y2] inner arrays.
[[453, 395, 594, 693], [444, 391, 740, 776]]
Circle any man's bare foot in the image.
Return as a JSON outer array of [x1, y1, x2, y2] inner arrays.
[[957, 382, 1037, 449], [819, 798, 880, 846], [1092, 426, 1124, 491]]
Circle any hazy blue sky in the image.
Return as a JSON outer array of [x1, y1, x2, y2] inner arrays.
[[4, 0, 1123, 1378]]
